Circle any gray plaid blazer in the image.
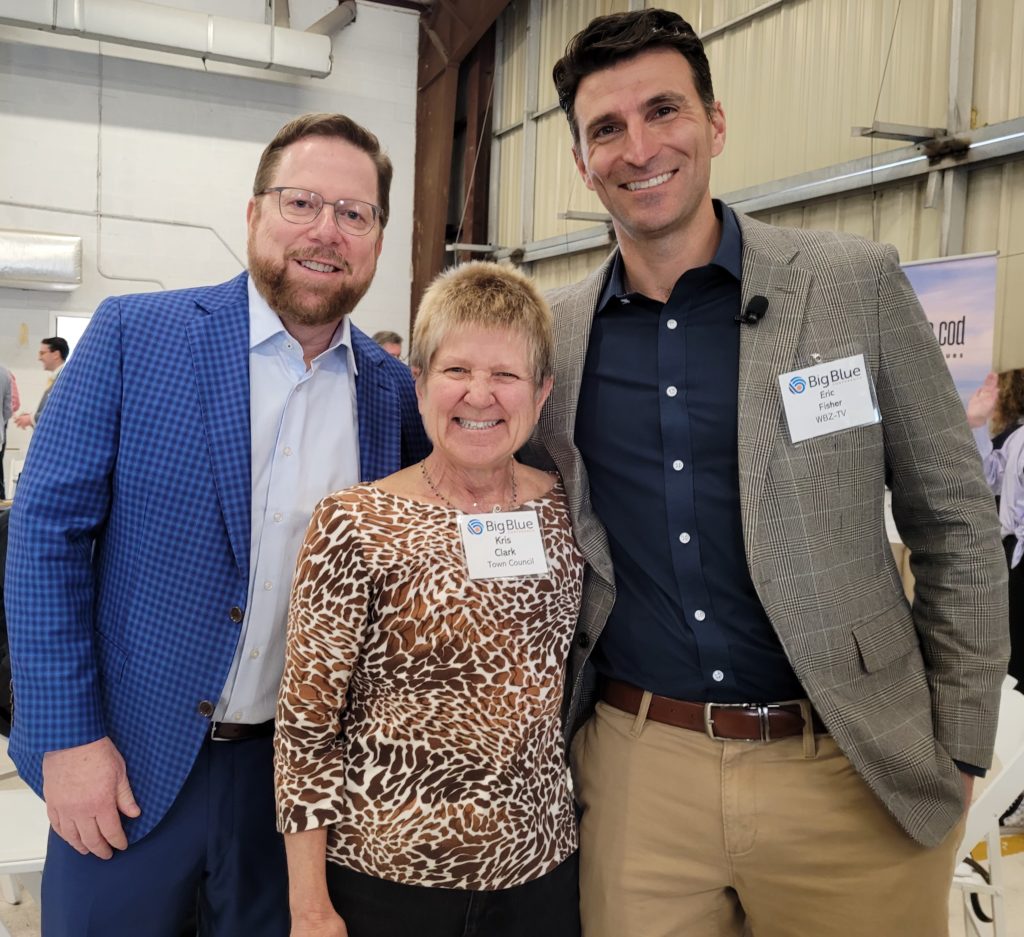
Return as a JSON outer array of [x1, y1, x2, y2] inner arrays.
[[524, 214, 1009, 847]]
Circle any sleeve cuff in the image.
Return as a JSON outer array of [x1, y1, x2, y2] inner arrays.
[[954, 759, 986, 778]]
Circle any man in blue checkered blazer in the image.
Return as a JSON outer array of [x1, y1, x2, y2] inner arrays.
[[5, 113, 430, 936]]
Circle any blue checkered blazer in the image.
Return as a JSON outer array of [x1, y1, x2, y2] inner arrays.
[[5, 272, 430, 842]]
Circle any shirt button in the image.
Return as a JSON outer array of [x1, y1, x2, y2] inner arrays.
[[712, 670, 725, 683], [694, 609, 706, 622], [263, 580, 273, 591], [666, 386, 678, 398], [672, 460, 684, 471], [273, 512, 283, 523], [619, 297, 631, 305], [250, 648, 261, 659], [282, 446, 293, 457], [232, 711, 243, 721], [229, 606, 244, 623], [197, 700, 214, 718], [678, 532, 691, 544], [666, 319, 678, 330]]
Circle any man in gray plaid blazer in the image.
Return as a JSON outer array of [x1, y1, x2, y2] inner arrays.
[[526, 9, 1009, 936]]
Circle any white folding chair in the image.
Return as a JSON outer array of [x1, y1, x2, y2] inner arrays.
[[952, 676, 1024, 936], [0, 787, 50, 936]]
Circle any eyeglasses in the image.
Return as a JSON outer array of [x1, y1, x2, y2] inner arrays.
[[257, 187, 381, 237]]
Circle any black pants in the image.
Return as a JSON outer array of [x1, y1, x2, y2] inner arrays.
[[326, 852, 580, 937]]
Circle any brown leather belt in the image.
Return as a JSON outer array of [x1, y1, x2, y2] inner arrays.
[[600, 679, 825, 742], [210, 719, 274, 742]]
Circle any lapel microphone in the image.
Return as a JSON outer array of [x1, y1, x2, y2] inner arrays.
[[736, 295, 769, 325]]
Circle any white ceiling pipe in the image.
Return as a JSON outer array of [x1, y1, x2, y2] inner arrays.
[[0, 0, 335, 77]]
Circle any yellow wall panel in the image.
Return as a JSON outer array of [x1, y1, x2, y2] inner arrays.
[[538, 0, 630, 112], [708, 0, 950, 194], [965, 162, 1024, 370], [532, 110, 610, 241], [528, 245, 612, 293], [496, 0, 530, 130], [495, 129, 524, 249], [974, 0, 1024, 125]]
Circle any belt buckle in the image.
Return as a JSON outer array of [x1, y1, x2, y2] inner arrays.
[[210, 722, 229, 742], [703, 703, 773, 742]]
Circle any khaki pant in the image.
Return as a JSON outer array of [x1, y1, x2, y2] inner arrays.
[[574, 700, 965, 937]]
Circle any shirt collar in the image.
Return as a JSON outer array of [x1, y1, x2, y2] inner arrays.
[[247, 274, 355, 370], [598, 199, 743, 310]]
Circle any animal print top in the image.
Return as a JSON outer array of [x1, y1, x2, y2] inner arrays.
[[275, 480, 584, 890]]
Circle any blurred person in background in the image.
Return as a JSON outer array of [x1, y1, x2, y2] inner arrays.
[[13, 336, 67, 431], [372, 329, 403, 358]]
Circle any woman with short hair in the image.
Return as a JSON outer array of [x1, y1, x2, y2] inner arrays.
[[275, 262, 583, 937]]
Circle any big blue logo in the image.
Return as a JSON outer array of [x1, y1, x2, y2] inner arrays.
[[466, 518, 485, 535], [788, 376, 807, 394]]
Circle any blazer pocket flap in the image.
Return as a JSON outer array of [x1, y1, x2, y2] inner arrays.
[[94, 630, 129, 685], [852, 603, 917, 673]]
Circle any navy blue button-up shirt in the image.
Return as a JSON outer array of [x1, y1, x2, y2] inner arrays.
[[575, 201, 804, 703]]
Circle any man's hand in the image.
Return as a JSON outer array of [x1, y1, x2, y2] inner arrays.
[[966, 371, 998, 429], [290, 909, 349, 937], [42, 736, 141, 859], [961, 772, 975, 810], [13, 412, 33, 430]]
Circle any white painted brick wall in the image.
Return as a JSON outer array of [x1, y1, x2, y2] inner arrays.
[[0, 1, 420, 479]]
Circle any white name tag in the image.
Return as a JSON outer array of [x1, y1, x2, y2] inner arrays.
[[778, 353, 880, 443], [458, 510, 549, 580]]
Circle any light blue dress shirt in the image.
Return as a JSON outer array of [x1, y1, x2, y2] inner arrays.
[[214, 277, 360, 723]]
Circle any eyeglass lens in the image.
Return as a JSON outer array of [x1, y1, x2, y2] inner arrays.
[[276, 188, 377, 235]]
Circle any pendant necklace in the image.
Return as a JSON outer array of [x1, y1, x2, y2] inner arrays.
[[419, 459, 519, 513]]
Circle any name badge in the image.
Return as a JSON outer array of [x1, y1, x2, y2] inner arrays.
[[458, 510, 549, 580], [778, 353, 880, 443]]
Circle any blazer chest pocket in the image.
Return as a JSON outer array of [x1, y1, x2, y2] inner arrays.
[[851, 601, 917, 673]]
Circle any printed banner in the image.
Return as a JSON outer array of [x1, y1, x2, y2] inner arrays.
[[901, 253, 997, 406]]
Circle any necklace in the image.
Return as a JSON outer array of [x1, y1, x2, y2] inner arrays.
[[419, 459, 519, 513]]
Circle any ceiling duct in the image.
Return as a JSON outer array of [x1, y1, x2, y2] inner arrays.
[[0, 231, 83, 292], [0, 0, 335, 77]]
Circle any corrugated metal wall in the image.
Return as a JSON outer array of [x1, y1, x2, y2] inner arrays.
[[489, 0, 1024, 366]]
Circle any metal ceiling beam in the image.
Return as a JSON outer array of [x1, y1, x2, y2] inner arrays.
[[418, 0, 509, 92], [493, 117, 1024, 263], [941, 0, 977, 257]]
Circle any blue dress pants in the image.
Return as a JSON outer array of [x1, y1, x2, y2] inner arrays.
[[41, 733, 289, 937]]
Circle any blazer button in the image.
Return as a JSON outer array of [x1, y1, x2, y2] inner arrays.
[[197, 700, 214, 718], [229, 606, 244, 623], [576, 632, 590, 649]]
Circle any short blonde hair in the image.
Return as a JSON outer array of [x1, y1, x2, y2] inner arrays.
[[410, 262, 553, 385]]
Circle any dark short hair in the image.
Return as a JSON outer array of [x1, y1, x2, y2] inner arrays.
[[553, 9, 715, 145], [252, 113, 394, 228], [42, 336, 69, 361]]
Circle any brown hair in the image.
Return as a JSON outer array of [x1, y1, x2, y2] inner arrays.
[[252, 113, 393, 228], [410, 262, 553, 386], [553, 8, 715, 145], [993, 369, 1024, 436]]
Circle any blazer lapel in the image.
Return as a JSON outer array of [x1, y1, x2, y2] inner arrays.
[[186, 274, 252, 577], [352, 329, 395, 482], [735, 217, 813, 557], [541, 255, 615, 582]]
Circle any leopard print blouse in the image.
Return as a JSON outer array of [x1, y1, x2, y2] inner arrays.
[[274, 480, 584, 890]]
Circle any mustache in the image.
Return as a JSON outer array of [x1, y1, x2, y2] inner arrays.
[[288, 248, 352, 273]]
